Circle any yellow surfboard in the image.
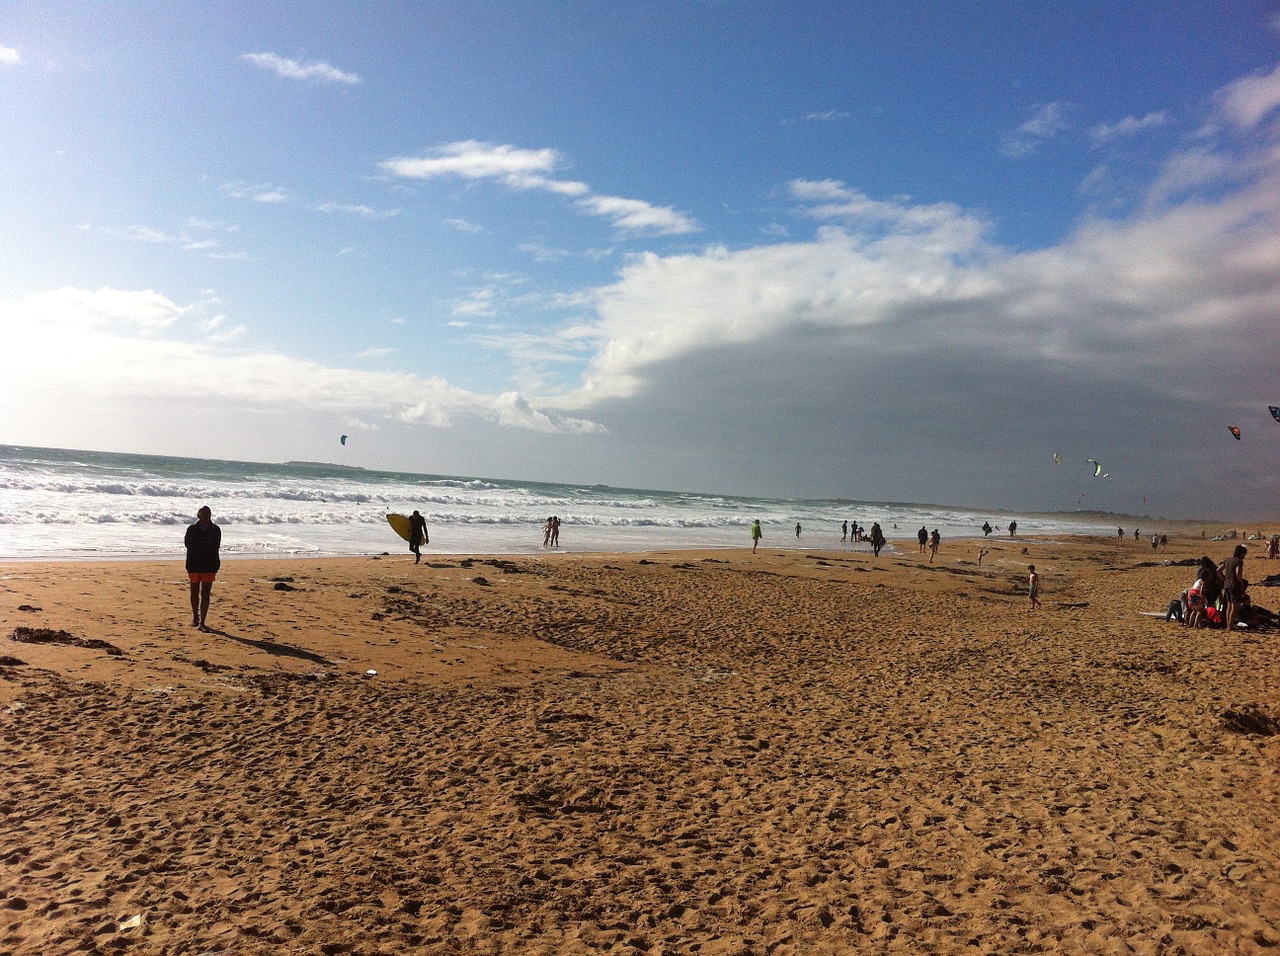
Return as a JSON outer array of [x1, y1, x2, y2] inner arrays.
[[386, 513, 413, 542]]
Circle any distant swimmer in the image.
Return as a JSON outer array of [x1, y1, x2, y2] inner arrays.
[[184, 505, 221, 632]]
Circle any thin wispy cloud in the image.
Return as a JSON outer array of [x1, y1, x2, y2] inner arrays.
[[1090, 111, 1171, 144], [1215, 61, 1280, 129], [224, 181, 288, 204], [445, 218, 484, 233], [805, 110, 850, 122], [92, 224, 240, 259], [241, 52, 360, 85], [382, 140, 699, 236], [1001, 102, 1072, 157], [315, 202, 400, 219], [0, 45, 19, 66]]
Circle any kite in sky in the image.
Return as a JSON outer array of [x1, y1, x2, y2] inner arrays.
[[1229, 425, 1241, 440], [1270, 406, 1280, 423], [340, 435, 348, 446], [1088, 459, 1102, 477], [1053, 453, 1061, 465]]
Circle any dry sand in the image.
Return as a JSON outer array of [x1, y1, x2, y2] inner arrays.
[[2, 534, 1279, 955]]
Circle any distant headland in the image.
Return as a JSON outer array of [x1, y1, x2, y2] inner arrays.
[[283, 461, 368, 471]]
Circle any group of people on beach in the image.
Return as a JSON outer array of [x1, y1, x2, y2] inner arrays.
[[1166, 545, 1256, 630]]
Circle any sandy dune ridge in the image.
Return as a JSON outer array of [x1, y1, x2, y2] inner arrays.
[[1, 534, 1279, 954]]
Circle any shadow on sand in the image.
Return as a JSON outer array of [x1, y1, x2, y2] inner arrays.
[[205, 629, 335, 667]]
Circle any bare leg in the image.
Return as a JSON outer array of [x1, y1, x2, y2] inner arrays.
[[198, 582, 213, 631], [189, 582, 201, 626]]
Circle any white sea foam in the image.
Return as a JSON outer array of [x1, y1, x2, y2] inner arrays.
[[0, 444, 1125, 559]]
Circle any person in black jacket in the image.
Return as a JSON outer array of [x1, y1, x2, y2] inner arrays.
[[185, 506, 221, 631]]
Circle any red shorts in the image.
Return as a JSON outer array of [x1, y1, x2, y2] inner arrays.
[[188, 573, 217, 584]]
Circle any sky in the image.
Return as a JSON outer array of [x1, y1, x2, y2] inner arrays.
[[2, 1, 1279, 520]]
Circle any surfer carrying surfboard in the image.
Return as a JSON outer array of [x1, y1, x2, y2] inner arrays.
[[409, 510, 428, 563]]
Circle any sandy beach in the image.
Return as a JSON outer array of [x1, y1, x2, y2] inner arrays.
[[2, 533, 1279, 955]]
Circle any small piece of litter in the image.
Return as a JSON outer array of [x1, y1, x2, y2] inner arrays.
[[119, 914, 143, 931], [365, 669, 378, 676]]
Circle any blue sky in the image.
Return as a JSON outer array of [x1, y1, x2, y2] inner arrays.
[[2, 1, 1279, 519]]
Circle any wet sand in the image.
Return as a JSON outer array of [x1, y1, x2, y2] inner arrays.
[[2, 533, 1279, 954]]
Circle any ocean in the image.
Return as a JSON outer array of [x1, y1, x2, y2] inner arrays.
[[0, 444, 1120, 560]]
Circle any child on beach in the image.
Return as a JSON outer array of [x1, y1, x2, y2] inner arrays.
[[1027, 565, 1040, 611]]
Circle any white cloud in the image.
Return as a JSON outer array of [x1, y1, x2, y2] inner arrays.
[[576, 195, 700, 235], [1216, 62, 1280, 129], [451, 289, 497, 318], [805, 110, 850, 122], [359, 347, 397, 358], [1001, 102, 1072, 157], [224, 181, 288, 204], [382, 141, 559, 181], [241, 52, 360, 85], [1089, 111, 1171, 144], [0, 45, 19, 66], [0, 287, 603, 435], [316, 202, 399, 219], [445, 218, 484, 233], [382, 140, 698, 236]]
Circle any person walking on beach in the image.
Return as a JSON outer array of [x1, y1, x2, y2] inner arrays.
[[408, 510, 428, 564], [184, 506, 221, 632], [870, 522, 886, 557], [751, 519, 763, 553], [841, 520, 848, 543], [982, 521, 993, 537], [551, 516, 561, 548], [917, 526, 928, 553], [542, 517, 553, 548], [928, 529, 940, 563], [1008, 520, 1018, 537], [1028, 565, 1040, 611], [1221, 545, 1247, 631], [795, 522, 802, 540]]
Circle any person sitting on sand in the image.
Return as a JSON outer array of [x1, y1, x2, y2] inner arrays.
[[184, 506, 221, 632], [751, 519, 763, 553], [1028, 565, 1040, 611]]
